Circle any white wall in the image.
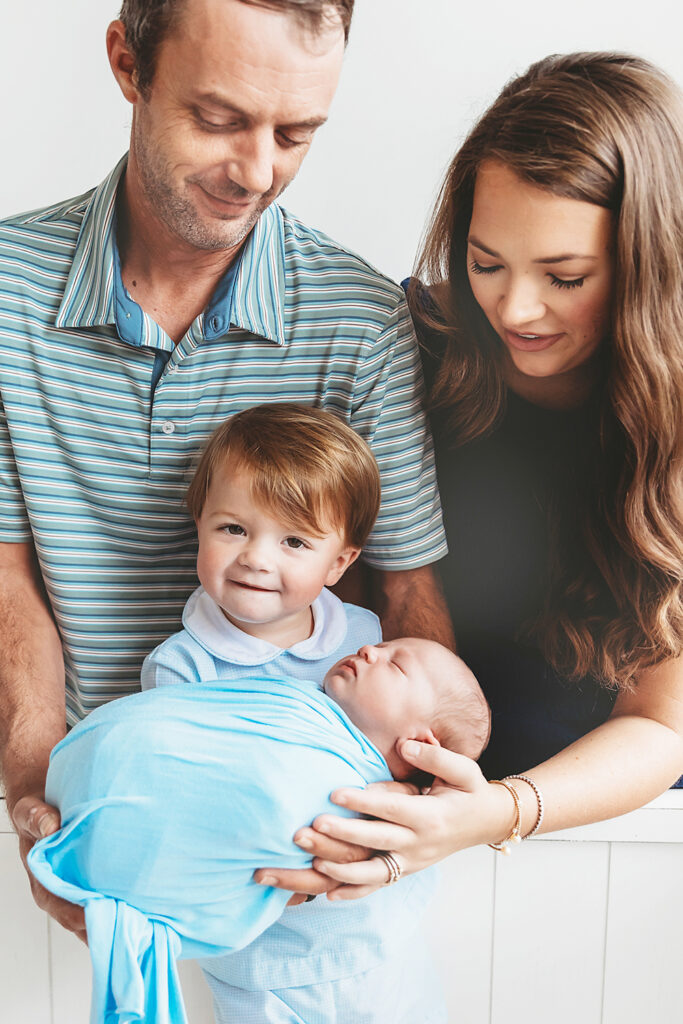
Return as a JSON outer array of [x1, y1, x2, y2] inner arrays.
[[3, 0, 681, 282]]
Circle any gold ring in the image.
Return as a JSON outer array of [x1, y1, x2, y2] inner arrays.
[[374, 851, 402, 884]]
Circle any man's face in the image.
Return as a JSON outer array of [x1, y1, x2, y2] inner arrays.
[[128, 0, 345, 251]]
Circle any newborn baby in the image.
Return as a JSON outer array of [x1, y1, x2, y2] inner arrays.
[[28, 639, 488, 1024]]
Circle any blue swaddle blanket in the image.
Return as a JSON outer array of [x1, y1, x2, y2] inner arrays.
[[28, 678, 390, 1024]]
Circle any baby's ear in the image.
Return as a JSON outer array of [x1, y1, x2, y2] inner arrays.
[[415, 728, 441, 748]]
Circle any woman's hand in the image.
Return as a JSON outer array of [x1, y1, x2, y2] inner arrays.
[[253, 822, 377, 902], [308, 742, 516, 899], [255, 744, 516, 902]]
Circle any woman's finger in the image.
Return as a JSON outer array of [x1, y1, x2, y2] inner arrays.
[[313, 851, 404, 886], [312, 814, 413, 851], [326, 786, 430, 828], [293, 828, 371, 864], [327, 882, 385, 902], [397, 741, 484, 788], [253, 866, 337, 895]]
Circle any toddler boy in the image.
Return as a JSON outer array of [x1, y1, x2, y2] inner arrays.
[[141, 402, 384, 691]]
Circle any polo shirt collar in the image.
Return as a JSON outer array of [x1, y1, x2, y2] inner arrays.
[[55, 154, 287, 348], [182, 586, 349, 666]]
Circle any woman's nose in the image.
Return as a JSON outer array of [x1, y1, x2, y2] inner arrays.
[[498, 276, 546, 329]]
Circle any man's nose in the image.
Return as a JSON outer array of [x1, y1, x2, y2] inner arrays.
[[225, 129, 275, 196], [498, 275, 546, 329]]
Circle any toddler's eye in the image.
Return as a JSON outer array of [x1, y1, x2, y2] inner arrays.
[[285, 536, 306, 549], [225, 523, 245, 535]]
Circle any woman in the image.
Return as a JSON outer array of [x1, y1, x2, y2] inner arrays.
[[262, 52, 683, 894]]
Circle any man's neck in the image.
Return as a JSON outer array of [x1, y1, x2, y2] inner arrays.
[[116, 171, 244, 344]]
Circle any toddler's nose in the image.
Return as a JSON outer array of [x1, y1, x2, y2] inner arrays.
[[239, 540, 272, 572]]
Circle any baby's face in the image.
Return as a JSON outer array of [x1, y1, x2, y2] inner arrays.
[[323, 638, 452, 776]]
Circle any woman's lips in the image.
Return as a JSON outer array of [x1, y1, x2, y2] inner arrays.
[[504, 330, 564, 352]]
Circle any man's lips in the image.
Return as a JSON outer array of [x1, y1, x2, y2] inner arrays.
[[504, 329, 564, 352], [195, 183, 253, 210]]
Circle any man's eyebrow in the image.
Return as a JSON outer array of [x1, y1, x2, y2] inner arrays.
[[194, 92, 327, 129], [468, 236, 598, 264]]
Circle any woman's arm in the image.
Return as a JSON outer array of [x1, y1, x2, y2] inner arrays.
[[261, 655, 683, 899]]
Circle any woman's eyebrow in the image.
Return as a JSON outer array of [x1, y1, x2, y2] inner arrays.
[[467, 236, 499, 257], [469, 236, 599, 264], [534, 253, 600, 264]]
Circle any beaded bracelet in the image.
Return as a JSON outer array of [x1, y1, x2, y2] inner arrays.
[[487, 779, 522, 855], [504, 774, 544, 839]]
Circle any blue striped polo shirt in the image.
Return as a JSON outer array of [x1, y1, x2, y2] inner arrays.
[[0, 156, 446, 724]]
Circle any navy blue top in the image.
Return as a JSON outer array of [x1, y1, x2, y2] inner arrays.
[[407, 281, 620, 779]]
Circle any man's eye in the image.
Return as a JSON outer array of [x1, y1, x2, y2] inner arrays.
[[224, 524, 245, 535], [195, 113, 239, 132], [285, 536, 306, 549], [276, 130, 312, 149]]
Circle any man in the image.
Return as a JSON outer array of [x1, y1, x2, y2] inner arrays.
[[0, 0, 452, 1018]]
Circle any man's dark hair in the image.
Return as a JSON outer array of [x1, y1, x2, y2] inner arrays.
[[118, 0, 354, 98]]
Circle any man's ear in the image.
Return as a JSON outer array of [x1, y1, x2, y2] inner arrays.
[[106, 20, 140, 105], [324, 546, 361, 587]]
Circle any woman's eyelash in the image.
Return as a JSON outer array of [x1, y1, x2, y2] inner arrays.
[[470, 260, 499, 275], [550, 275, 585, 290], [470, 260, 586, 291]]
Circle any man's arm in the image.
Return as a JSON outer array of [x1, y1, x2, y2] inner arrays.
[[0, 541, 86, 940], [369, 564, 456, 649]]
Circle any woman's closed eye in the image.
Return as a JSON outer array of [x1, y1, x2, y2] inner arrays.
[[549, 274, 585, 290], [470, 259, 500, 276]]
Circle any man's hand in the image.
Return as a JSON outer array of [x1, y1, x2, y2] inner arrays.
[[11, 794, 87, 942]]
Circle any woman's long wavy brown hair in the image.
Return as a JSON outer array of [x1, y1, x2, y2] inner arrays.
[[412, 52, 683, 690]]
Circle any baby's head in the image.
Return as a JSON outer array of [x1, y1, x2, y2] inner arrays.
[[186, 404, 381, 642], [323, 639, 490, 779]]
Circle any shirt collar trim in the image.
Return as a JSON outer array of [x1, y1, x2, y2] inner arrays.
[[55, 155, 287, 348], [182, 586, 348, 665]]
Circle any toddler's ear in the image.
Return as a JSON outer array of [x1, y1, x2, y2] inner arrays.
[[324, 546, 361, 586]]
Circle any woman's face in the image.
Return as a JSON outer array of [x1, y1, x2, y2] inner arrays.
[[467, 160, 614, 386]]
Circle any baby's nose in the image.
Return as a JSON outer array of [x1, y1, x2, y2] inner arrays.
[[358, 645, 378, 664]]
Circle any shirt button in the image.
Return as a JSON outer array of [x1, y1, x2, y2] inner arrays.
[[161, 420, 175, 435], [125, 312, 131, 319]]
